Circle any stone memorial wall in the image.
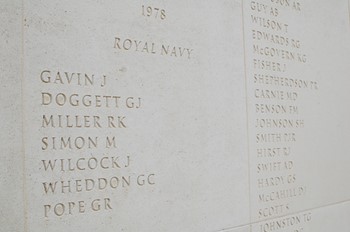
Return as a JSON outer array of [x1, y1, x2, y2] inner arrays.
[[1, 1, 350, 232]]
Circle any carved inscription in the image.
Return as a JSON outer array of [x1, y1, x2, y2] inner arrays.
[[37, 1, 198, 220], [39, 69, 155, 218], [142, 5, 166, 20], [113, 36, 194, 59], [259, 212, 312, 232], [246, 0, 317, 230]]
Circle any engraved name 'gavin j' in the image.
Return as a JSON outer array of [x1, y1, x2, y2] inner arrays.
[[114, 36, 194, 59]]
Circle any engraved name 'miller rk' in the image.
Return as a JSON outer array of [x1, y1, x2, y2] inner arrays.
[[114, 36, 194, 59]]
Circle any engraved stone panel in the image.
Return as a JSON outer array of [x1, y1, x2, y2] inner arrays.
[[243, 0, 350, 224], [1, 1, 350, 232], [22, 1, 249, 232]]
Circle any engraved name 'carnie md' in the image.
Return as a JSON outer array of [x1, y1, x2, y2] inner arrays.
[[114, 36, 194, 59]]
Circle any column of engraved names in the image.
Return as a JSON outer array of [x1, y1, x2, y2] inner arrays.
[[247, 0, 318, 230], [39, 70, 155, 218]]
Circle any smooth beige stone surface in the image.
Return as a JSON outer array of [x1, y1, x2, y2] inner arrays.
[[0, 1, 25, 232], [304, 201, 350, 232], [1, 1, 350, 232]]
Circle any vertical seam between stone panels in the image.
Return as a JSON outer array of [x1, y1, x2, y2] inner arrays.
[[348, 0, 350, 26], [21, 0, 28, 231], [240, 0, 252, 231]]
